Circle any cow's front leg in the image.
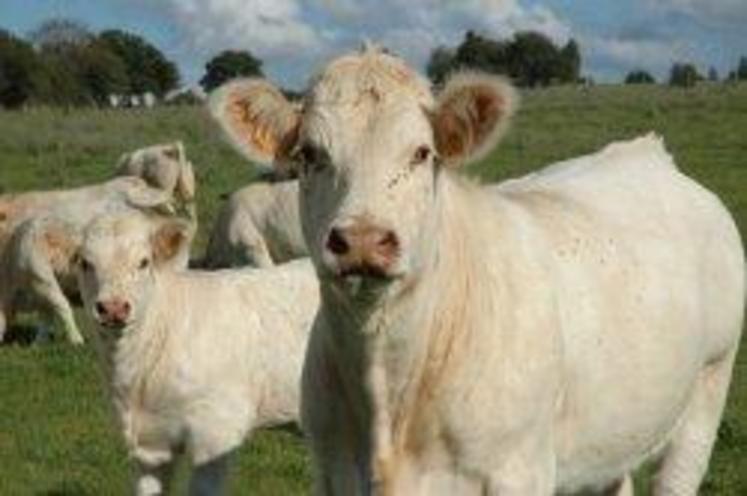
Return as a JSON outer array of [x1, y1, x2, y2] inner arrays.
[[133, 453, 177, 496]]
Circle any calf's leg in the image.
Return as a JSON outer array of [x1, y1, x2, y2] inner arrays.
[[189, 453, 232, 496]]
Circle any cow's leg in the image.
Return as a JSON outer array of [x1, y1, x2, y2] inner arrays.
[[134, 455, 178, 496], [652, 349, 737, 495], [31, 275, 84, 345], [188, 453, 232, 496]]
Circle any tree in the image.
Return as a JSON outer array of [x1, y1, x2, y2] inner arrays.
[[625, 70, 655, 84], [558, 39, 581, 83], [426, 46, 456, 86], [0, 30, 44, 108], [29, 18, 92, 52], [669, 63, 702, 87], [707, 67, 719, 82], [99, 29, 180, 96], [737, 56, 747, 80], [200, 50, 264, 92], [71, 40, 130, 105], [454, 31, 509, 76], [429, 30, 583, 87], [507, 31, 561, 87]]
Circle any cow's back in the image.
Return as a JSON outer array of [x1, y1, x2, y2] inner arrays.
[[495, 135, 744, 489]]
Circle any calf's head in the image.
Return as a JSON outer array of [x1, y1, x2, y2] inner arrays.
[[76, 212, 191, 332], [211, 47, 516, 290]]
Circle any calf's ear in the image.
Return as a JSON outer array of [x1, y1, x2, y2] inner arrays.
[[209, 78, 301, 176], [151, 220, 192, 267], [431, 73, 518, 167]]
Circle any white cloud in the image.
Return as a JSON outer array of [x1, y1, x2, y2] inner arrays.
[[163, 0, 322, 55], [153, 0, 575, 87]]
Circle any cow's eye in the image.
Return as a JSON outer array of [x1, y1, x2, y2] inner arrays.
[[296, 143, 327, 176], [79, 257, 93, 273], [138, 258, 150, 270], [411, 145, 431, 166]]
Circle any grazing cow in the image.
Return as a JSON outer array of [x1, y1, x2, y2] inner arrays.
[[209, 47, 745, 495], [203, 179, 304, 268], [114, 141, 197, 220], [0, 216, 82, 343], [76, 210, 318, 495], [0, 176, 176, 343]]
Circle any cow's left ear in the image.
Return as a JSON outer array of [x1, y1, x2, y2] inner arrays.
[[151, 219, 192, 267], [431, 73, 518, 167], [209, 78, 301, 176]]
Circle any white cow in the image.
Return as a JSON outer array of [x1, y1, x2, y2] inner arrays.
[[210, 47, 745, 495], [203, 179, 304, 268], [76, 210, 318, 496], [0, 177, 174, 343], [114, 141, 197, 221]]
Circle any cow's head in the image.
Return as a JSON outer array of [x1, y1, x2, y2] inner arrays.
[[211, 47, 516, 293], [76, 211, 191, 333]]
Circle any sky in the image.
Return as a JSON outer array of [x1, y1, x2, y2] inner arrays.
[[1, 0, 745, 90]]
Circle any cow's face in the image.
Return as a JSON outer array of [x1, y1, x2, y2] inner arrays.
[[76, 212, 190, 335], [211, 48, 516, 293]]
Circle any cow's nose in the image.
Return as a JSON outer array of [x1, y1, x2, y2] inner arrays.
[[95, 298, 131, 326], [325, 222, 400, 277]]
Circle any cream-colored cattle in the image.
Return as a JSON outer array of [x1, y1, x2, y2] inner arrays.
[[210, 46, 745, 496], [76, 210, 318, 495], [203, 179, 304, 268], [0, 176, 173, 343], [114, 141, 197, 220]]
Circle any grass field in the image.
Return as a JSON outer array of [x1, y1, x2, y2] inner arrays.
[[0, 82, 745, 495]]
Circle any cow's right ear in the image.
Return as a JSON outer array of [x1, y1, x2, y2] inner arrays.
[[209, 78, 301, 176]]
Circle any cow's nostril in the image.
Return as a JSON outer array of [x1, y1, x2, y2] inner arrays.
[[378, 231, 399, 252], [95, 301, 106, 317], [121, 301, 131, 317], [326, 228, 350, 255]]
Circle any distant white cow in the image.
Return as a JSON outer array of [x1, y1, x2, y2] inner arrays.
[[210, 47, 745, 495], [76, 210, 319, 495], [203, 179, 304, 268], [0, 176, 175, 343], [114, 141, 197, 221]]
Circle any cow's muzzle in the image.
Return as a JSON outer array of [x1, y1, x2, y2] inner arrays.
[[325, 220, 400, 280]]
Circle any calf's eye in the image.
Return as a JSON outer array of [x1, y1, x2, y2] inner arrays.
[[138, 258, 150, 270], [411, 145, 431, 166]]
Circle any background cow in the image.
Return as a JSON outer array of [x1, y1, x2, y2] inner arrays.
[[210, 47, 745, 495], [203, 179, 304, 268]]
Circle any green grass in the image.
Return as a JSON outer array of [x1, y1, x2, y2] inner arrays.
[[1, 82, 746, 494]]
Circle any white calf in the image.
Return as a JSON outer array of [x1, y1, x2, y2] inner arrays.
[[0, 176, 173, 343], [76, 210, 319, 495]]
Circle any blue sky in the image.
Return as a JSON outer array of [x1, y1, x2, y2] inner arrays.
[[1, 0, 745, 90]]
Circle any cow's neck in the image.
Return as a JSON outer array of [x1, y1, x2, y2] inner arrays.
[[321, 172, 500, 478], [107, 273, 175, 416]]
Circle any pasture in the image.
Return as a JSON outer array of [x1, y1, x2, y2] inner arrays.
[[0, 81, 745, 494]]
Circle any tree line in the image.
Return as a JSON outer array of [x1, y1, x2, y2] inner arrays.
[[0, 19, 179, 108], [626, 58, 747, 87], [3, 18, 747, 110], [426, 30, 581, 87]]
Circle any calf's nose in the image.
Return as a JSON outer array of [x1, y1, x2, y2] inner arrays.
[[325, 221, 400, 277], [95, 298, 131, 326]]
